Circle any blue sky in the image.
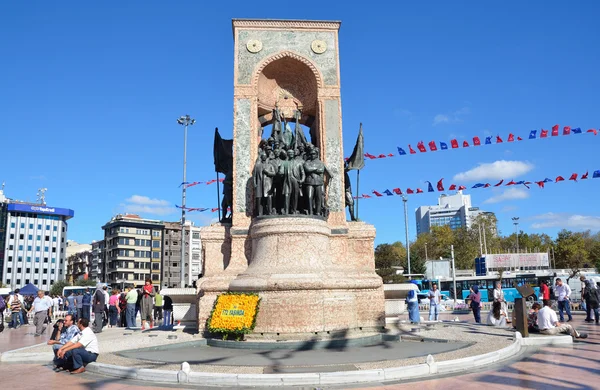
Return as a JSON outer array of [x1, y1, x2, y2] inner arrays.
[[1, 1, 599, 246]]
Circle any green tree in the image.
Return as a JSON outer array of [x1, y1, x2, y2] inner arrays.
[[453, 227, 479, 270], [409, 252, 427, 275], [375, 242, 406, 283], [74, 279, 97, 287], [50, 280, 71, 296], [555, 229, 589, 281]]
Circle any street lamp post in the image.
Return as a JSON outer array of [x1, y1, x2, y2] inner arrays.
[[177, 115, 196, 288], [425, 242, 428, 261], [403, 196, 411, 275], [512, 217, 520, 254]]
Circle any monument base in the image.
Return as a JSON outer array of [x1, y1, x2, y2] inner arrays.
[[227, 217, 385, 338]]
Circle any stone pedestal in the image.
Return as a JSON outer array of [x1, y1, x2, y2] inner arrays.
[[228, 217, 384, 337]]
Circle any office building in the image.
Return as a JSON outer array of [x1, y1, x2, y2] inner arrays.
[[162, 221, 203, 288], [415, 191, 488, 235], [65, 241, 92, 283], [90, 240, 105, 282], [1, 200, 74, 290], [101, 214, 164, 288]]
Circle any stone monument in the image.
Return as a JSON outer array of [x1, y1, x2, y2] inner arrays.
[[197, 19, 385, 338]]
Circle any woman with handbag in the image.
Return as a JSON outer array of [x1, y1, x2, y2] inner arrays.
[[468, 286, 482, 323]]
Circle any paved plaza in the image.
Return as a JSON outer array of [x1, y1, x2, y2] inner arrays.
[[1, 312, 599, 388]]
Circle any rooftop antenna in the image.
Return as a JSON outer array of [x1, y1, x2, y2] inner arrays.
[[37, 188, 48, 205]]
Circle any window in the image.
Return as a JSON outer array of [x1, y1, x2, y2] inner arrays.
[[18, 245, 23, 250], [52, 247, 56, 253], [26, 268, 30, 273], [45, 235, 49, 241], [152, 241, 160, 248], [53, 226, 57, 231], [11, 222, 15, 228], [17, 267, 21, 273], [153, 252, 160, 259], [6, 279, 10, 285], [18, 256, 22, 262], [52, 237, 57, 242], [152, 263, 160, 270], [19, 234, 24, 240], [29, 223, 33, 229], [51, 258, 56, 263], [27, 246, 32, 251], [10, 233, 14, 239], [46, 225, 50, 230], [50, 280, 54, 285], [44, 257, 48, 263], [28, 235, 32, 240], [27, 257, 31, 262], [152, 274, 159, 281], [34, 279, 38, 285], [20, 223, 25, 228], [192, 232, 200, 239], [9, 245, 13, 250], [51, 269, 55, 274], [59, 270, 62, 275], [43, 269, 48, 274], [7, 267, 11, 273], [36, 246, 40, 251], [35, 257, 40, 263], [16, 279, 20, 285], [37, 235, 41, 241], [44, 246, 49, 252], [37, 224, 41, 229]]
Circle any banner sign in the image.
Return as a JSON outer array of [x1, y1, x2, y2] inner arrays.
[[8, 203, 74, 218], [485, 253, 549, 269]]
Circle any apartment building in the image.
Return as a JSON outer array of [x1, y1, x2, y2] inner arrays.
[[162, 221, 202, 288]]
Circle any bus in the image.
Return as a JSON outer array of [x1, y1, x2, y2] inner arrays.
[[62, 284, 111, 297], [439, 273, 542, 303], [404, 275, 439, 295]]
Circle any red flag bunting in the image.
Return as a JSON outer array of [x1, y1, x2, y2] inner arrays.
[[437, 179, 444, 191], [211, 207, 219, 212], [508, 133, 515, 142], [496, 136, 503, 143], [473, 136, 481, 146], [551, 124, 559, 136], [408, 145, 417, 154], [378, 154, 387, 158], [373, 190, 383, 197], [555, 176, 565, 182], [458, 185, 466, 190], [484, 183, 491, 188], [582, 172, 589, 180], [541, 129, 549, 138], [494, 179, 504, 187], [569, 173, 578, 182], [365, 153, 377, 160], [517, 136, 523, 141], [417, 141, 427, 153], [451, 139, 459, 149], [428, 141, 438, 151], [416, 188, 424, 194], [362, 194, 372, 198], [406, 188, 414, 194], [463, 140, 469, 147], [563, 126, 571, 135], [506, 180, 517, 186], [393, 188, 402, 195], [588, 129, 598, 135], [536, 181, 545, 188], [449, 184, 457, 190], [387, 153, 394, 157]]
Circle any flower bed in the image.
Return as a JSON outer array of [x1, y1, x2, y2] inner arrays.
[[207, 292, 261, 340]]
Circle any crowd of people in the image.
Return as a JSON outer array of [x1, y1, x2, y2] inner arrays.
[[1, 279, 175, 373]]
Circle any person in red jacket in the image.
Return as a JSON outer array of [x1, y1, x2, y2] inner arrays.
[[541, 281, 550, 301]]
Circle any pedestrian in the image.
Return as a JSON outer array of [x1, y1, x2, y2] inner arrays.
[[92, 283, 106, 333], [118, 291, 127, 327], [537, 299, 587, 339], [493, 281, 511, 324], [102, 285, 110, 327], [8, 289, 25, 326], [125, 287, 138, 329], [541, 281, 550, 301], [554, 278, 573, 322], [163, 294, 173, 327], [580, 276, 599, 324], [406, 280, 420, 324], [140, 278, 155, 330], [52, 295, 60, 319], [428, 283, 441, 321], [81, 288, 91, 321], [153, 290, 163, 326], [10, 294, 22, 329], [527, 303, 541, 333], [29, 290, 53, 336], [468, 285, 482, 323], [76, 292, 83, 320], [108, 289, 120, 328], [66, 292, 76, 317], [55, 318, 100, 374]]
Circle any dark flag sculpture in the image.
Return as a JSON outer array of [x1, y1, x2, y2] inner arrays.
[[213, 127, 233, 222], [346, 123, 365, 220]]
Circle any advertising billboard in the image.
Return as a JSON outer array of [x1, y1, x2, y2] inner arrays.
[[8, 203, 74, 219], [485, 253, 549, 269]]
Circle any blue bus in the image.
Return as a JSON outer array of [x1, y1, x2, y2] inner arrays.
[[439, 274, 541, 303], [405, 275, 439, 295]]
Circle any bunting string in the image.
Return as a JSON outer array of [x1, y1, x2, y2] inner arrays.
[[179, 178, 224, 188], [345, 125, 597, 161], [355, 169, 600, 199], [176, 205, 230, 213]]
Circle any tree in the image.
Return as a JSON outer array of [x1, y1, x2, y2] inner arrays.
[[555, 229, 588, 282], [50, 280, 71, 296], [453, 227, 479, 270], [74, 279, 97, 287], [409, 252, 427, 275], [375, 242, 406, 283]]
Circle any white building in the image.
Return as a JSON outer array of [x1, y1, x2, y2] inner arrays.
[[1, 202, 74, 290], [415, 192, 488, 235], [162, 221, 203, 288]]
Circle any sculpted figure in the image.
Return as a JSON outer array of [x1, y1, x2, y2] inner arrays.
[[279, 149, 306, 214], [253, 152, 275, 216], [303, 147, 332, 216], [221, 169, 233, 222], [282, 123, 294, 150], [344, 163, 356, 221], [270, 107, 284, 144]]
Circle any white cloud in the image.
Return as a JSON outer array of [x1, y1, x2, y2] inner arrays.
[[433, 114, 450, 125], [483, 188, 530, 204], [433, 107, 470, 126], [530, 213, 600, 231], [453, 160, 534, 182], [126, 195, 170, 206], [501, 205, 518, 213], [121, 195, 175, 216]]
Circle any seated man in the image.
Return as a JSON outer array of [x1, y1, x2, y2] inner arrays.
[[536, 299, 587, 339], [48, 315, 80, 360], [55, 318, 99, 374], [527, 303, 541, 333]]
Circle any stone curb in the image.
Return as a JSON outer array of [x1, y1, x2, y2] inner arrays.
[[2, 332, 570, 386]]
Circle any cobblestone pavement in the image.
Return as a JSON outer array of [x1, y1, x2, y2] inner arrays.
[[1, 312, 598, 389]]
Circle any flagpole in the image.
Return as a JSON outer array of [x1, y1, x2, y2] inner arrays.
[[356, 170, 360, 220]]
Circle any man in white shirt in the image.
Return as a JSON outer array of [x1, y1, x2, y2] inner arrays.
[[428, 283, 441, 321], [29, 290, 53, 336], [52, 295, 60, 318], [554, 278, 573, 322], [536, 300, 587, 339], [56, 317, 100, 374]]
